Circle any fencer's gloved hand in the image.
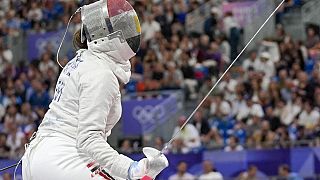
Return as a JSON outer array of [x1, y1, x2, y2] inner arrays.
[[128, 158, 148, 180], [128, 147, 169, 180]]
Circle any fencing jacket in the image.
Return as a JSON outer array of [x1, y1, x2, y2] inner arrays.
[[38, 38, 133, 179]]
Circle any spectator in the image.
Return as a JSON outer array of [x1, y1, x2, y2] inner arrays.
[[237, 165, 258, 180], [242, 51, 258, 71], [306, 27, 319, 49], [27, 2, 43, 22], [141, 14, 161, 42], [217, 72, 237, 101], [259, 40, 281, 63], [198, 77, 214, 102], [210, 94, 230, 118], [0, 44, 13, 73], [192, 111, 211, 144], [163, 62, 184, 89], [204, 41, 222, 75], [6, 9, 21, 36], [28, 79, 50, 109], [204, 7, 219, 40], [199, 160, 223, 180], [171, 116, 201, 153], [264, 106, 282, 132], [277, 164, 303, 180], [5, 123, 25, 158], [180, 52, 198, 100], [119, 139, 133, 155], [255, 52, 275, 79], [298, 101, 320, 129], [224, 136, 244, 152], [19, 102, 38, 125], [154, 136, 165, 152], [1, 172, 12, 180], [0, 133, 10, 159], [168, 161, 195, 180], [38, 52, 58, 76], [237, 97, 264, 129], [216, 34, 231, 65], [223, 11, 240, 60], [280, 95, 302, 126], [233, 122, 247, 145], [3, 104, 22, 132]]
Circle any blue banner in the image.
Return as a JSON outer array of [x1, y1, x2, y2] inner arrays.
[[27, 29, 73, 61], [122, 94, 178, 135], [0, 159, 22, 180]]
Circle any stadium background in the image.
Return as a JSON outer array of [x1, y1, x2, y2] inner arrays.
[[1, 0, 320, 179]]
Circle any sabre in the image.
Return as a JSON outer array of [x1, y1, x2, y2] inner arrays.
[[161, 0, 285, 153], [0, 163, 20, 172]]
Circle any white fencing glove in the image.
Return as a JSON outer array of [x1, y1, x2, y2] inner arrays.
[[128, 147, 169, 180]]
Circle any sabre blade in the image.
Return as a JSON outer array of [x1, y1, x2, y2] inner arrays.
[[161, 0, 285, 153]]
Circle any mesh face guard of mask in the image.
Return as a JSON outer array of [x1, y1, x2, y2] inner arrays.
[[80, 0, 141, 54]]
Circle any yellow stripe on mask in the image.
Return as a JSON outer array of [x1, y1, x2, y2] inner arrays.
[[134, 15, 141, 33]]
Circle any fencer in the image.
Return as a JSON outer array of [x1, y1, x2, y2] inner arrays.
[[21, 0, 168, 179]]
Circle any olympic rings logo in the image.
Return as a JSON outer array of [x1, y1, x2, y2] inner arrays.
[[132, 105, 166, 125]]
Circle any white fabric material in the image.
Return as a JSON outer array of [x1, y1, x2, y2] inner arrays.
[[242, 57, 259, 71], [260, 41, 280, 63], [199, 172, 223, 180], [25, 49, 133, 179], [298, 110, 320, 128], [142, 147, 169, 178], [224, 145, 244, 152], [141, 20, 160, 41], [236, 103, 264, 120], [128, 158, 149, 179], [223, 16, 239, 37], [168, 173, 195, 180], [255, 58, 275, 78], [87, 35, 134, 84], [128, 148, 169, 179], [281, 101, 302, 125], [172, 124, 201, 153], [22, 132, 112, 180]]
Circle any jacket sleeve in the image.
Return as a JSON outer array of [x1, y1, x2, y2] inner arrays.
[[76, 67, 133, 179]]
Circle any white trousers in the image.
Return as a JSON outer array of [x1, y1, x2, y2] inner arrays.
[[22, 133, 113, 180]]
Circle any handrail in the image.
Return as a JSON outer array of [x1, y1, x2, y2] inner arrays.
[[115, 138, 320, 153], [123, 89, 184, 100], [206, 139, 320, 151]]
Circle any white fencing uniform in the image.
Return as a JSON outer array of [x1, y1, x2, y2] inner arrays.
[[22, 47, 134, 180], [22, 0, 168, 179]]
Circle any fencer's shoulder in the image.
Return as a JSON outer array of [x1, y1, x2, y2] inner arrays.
[[78, 50, 114, 75], [74, 50, 118, 87], [79, 50, 111, 69]]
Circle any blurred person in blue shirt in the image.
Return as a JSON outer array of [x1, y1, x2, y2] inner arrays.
[[277, 164, 303, 180], [28, 79, 50, 109], [233, 122, 247, 145], [210, 100, 236, 144]]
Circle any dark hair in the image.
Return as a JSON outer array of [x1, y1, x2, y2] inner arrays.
[[73, 29, 88, 50], [280, 164, 290, 172]]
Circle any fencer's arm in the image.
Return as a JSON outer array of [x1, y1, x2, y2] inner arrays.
[[76, 67, 133, 179]]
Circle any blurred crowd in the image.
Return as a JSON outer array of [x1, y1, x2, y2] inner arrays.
[[167, 161, 303, 180], [0, 0, 318, 168], [167, 24, 320, 154]]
